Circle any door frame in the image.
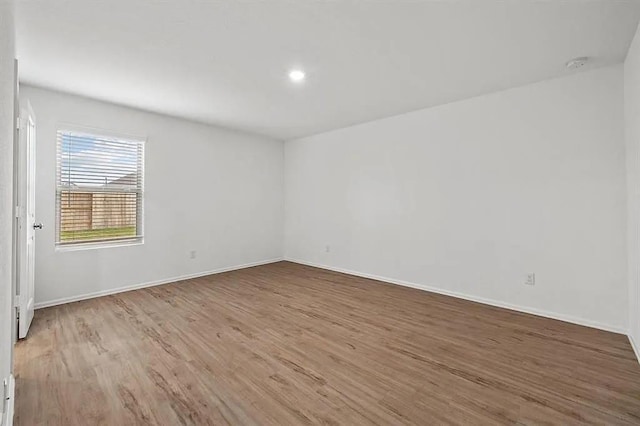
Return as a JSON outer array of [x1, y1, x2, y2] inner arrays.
[[10, 61, 18, 345]]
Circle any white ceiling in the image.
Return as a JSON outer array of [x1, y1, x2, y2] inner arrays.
[[16, 0, 640, 140]]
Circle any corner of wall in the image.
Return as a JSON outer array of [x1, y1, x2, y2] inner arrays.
[[625, 20, 640, 362]]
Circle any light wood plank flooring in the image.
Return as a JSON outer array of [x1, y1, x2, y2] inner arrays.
[[14, 261, 640, 425]]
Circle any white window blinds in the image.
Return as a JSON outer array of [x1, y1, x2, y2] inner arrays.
[[56, 130, 144, 246]]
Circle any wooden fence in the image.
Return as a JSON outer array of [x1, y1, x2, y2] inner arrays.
[[60, 191, 137, 231]]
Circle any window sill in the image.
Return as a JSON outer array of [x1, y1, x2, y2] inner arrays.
[[55, 238, 144, 252]]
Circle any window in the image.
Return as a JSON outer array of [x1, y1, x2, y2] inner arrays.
[[56, 130, 144, 247]]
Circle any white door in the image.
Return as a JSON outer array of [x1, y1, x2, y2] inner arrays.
[[17, 101, 37, 339]]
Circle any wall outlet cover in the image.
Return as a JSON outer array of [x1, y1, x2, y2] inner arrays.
[[525, 273, 535, 286]]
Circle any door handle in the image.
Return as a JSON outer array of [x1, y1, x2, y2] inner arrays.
[[33, 223, 43, 230]]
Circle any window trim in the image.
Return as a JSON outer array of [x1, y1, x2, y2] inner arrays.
[[54, 237, 143, 252], [55, 127, 146, 250]]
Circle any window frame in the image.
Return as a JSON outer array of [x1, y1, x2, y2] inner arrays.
[[55, 127, 146, 251]]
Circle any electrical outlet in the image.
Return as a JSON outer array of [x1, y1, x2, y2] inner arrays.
[[525, 273, 535, 286], [325, 245, 331, 253], [190, 250, 197, 259]]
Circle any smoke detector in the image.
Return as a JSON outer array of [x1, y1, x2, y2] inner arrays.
[[566, 57, 589, 70]]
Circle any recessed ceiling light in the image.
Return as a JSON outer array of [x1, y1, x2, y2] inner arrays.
[[289, 69, 306, 83], [566, 57, 589, 70]]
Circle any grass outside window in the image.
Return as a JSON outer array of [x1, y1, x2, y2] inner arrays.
[[59, 226, 136, 242]]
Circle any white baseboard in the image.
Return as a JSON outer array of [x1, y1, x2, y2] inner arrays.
[[285, 257, 627, 335], [34, 257, 284, 309], [630, 335, 640, 364], [33, 255, 631, 339]]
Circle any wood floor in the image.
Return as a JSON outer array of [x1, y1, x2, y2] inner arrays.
[[14, 261, 640, 425]]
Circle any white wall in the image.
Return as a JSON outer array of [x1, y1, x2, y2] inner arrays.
[[285, 65, 628, 332], [626, 23, 640, 356], [0, 0, 15, 423], [21, 85, 284, 307]]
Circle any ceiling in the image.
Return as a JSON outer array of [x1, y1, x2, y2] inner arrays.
[[16, 0, 640, 140]]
